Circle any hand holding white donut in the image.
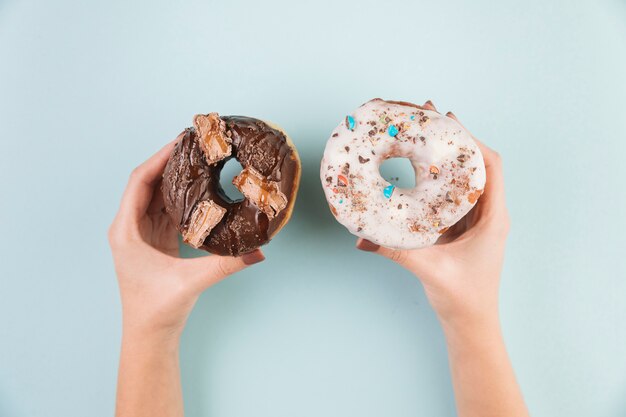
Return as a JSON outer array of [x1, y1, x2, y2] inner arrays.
[[355, 104, 525, 417], [357, 106, 510, 325]]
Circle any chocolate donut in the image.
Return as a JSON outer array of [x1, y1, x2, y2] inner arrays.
[[162, 113, 301, 256]]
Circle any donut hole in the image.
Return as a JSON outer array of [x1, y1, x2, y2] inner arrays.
[[379, 157, 417, 189], [219, 158, 245, 202]]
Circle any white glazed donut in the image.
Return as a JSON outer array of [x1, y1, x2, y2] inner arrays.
[[320, 98, 486, 249]]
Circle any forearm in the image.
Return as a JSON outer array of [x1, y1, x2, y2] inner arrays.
[[116, 331, 184, 417], [442, 317, 528, 417]]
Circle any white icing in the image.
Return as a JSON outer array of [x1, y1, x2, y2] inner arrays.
[[320, 99, 486, 249]]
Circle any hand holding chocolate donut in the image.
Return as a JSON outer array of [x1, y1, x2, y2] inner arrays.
[[108, 140, 266, 339]]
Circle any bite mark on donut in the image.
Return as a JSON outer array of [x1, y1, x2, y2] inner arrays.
[[183, 200, 227, 248], [233, 166, 287, 219], [193, 113, 232, 165]]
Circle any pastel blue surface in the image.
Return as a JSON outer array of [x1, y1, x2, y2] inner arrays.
[[1, 1, 625, 416]]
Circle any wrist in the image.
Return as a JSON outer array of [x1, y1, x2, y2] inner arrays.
[[440, 312, 502, 346], [121, 321, 183, 353], [423, 284, 501, 338]]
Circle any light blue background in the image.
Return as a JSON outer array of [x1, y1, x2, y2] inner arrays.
[[1, 1, 625, 416]]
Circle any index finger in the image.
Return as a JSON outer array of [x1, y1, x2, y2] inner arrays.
[[116, 137, 179, 225]]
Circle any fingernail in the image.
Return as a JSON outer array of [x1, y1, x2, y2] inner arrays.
[[241, 249, 265, 265], [356, 239, 380, 252]]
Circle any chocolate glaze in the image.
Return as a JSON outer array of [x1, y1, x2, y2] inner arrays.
[[161, 116, 299, 256]]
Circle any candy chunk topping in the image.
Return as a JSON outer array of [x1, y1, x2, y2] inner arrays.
[[183, 200, 226, 248], [233, 167, 287, 219], [193, 113, 232, 165]]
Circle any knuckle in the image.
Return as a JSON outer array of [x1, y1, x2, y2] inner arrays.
[[107, 224, 121, 247], [129, 165, 145, 181], [216, 257, 235, 277], [390, 250, 407, 265], [501, 213, 511, 234], [486, 212, 510, 237], [107, 221, 139, 248]]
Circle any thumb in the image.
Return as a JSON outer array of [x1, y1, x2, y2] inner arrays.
[[356, 238, 434, 278], [182, 249, 265, 293]]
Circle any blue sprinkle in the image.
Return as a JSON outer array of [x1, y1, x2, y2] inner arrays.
[[346, 115, 356, 131], [339, 199, 343, 204], [383, 185, 395, 198], [388, 124, 399, 137], [410, 115, 415, 120]]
